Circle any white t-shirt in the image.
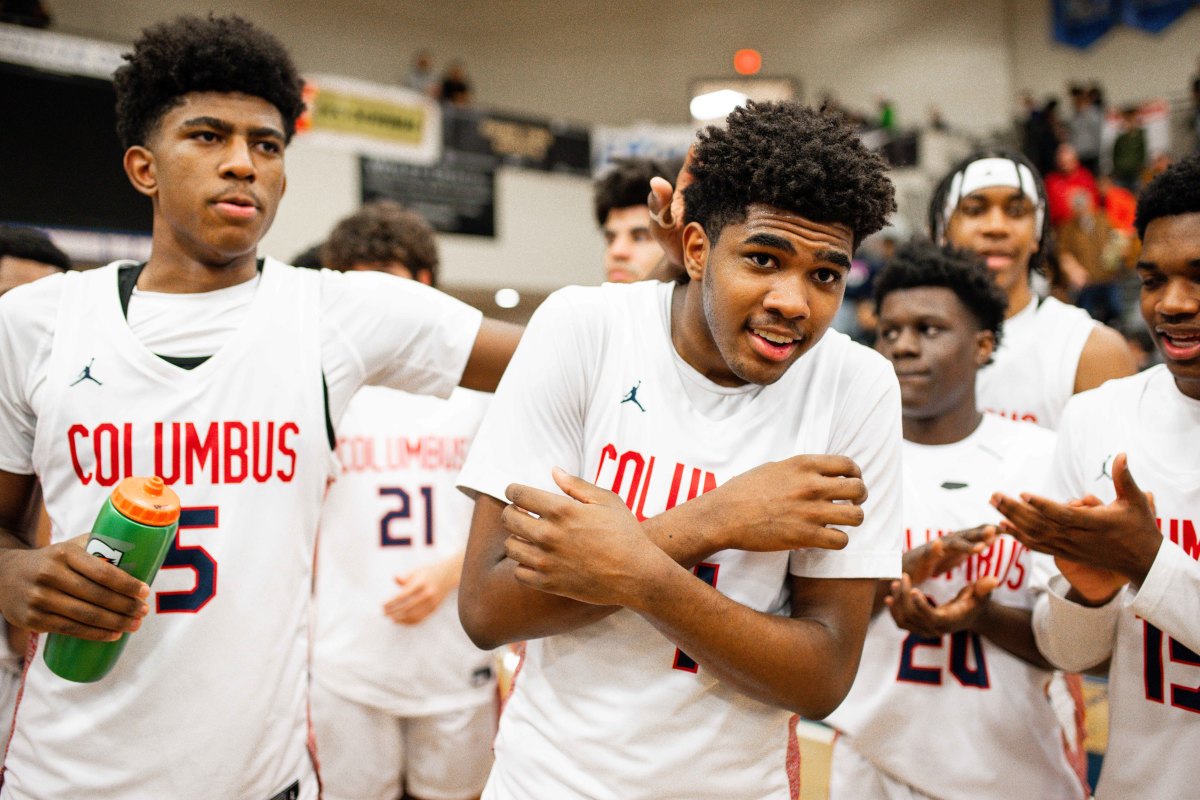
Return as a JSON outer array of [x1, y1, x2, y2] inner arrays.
[[976, 295, 1096, 429], [0, 260, 481, 800], [457, 281, 903, 800], [827, 414, 1084, 800], [1032, 366, 1200, 800], [312, 386, 495, 717]]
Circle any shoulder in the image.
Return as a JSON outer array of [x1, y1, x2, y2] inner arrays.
[[1061, 369, 1153, 428], [811, 329, 898, 396], [0, 269, 70, 343], [1036, 296, 1097, 330], [532, 281, 661, 329]]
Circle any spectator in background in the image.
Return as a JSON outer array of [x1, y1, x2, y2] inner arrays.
[[1046, 143, 1099, 229], [440, 61, 472, 106], [290, 242, 325, 270], [1110, 106, 1146, 192], [402, 50, 439, 98], [0, 224, 71, 297], [1056, 187, 1124, 325], [592, 157, 677, 283], [1068, 84, 1104, 176]]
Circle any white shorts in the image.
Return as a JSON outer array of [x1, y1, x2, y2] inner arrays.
[[311, 680, 496, 800], [828, 736, 937, 800]]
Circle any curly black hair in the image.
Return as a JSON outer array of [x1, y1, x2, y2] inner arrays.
[[593, 157, 678, 227], [683, 102, 894, 248], [0, 225, 71, 270], [929, 148, 1048, 276], [321, 200, 439, 285], [874, 239, 1007, 350], [114, 14, 306, 150], [1135, 155, 1200, 239]]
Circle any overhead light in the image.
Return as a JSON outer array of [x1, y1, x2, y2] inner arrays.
[[689, 89, 748, 122], [494, 288, 520, 309]]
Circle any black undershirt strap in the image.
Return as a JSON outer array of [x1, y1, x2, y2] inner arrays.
[[117, 260, 336, 449]]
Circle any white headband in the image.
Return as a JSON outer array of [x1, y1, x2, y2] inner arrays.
[[942, 157, 1045, 238]]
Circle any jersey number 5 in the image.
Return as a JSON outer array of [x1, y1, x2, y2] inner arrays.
[[156, 506, 218, 614]]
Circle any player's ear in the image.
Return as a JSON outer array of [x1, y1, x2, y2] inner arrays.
[[123, 146, 157, 199], [682, 222, 710, 283], [975, 329, 995, 367], [415, 269, 433, 286]]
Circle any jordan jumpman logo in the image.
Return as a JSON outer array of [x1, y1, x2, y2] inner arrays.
[[620, 381, 645, 412], [70, 358, 102, 386]]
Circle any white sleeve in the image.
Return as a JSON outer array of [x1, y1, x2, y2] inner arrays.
[[1032, 575, 1121, 671], [1129, 539, 1200, 654], [319, 269, 484, 424], [0, 280, 58, 475], [456, 288, 597, 502], [789, 354, 903, 579]]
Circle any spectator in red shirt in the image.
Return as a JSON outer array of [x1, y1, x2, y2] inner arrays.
[[1045, 143, 1098, 228]]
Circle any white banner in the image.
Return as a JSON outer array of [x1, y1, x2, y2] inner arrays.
[[0, 21, 124, 79], [298, 74, 442, 165]]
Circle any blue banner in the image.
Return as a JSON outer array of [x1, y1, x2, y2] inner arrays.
[[1121, 0, 1196, 33], [1053, 0, 1120, 48]]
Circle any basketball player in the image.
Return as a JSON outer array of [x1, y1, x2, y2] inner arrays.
[[0, 16, 520, 800], [930, 149, 1135, 429], [458, 101, 902, 799], [992, 155, 1200, 799], [826, 241, 1085, 800], [593, 157, 675, 283], [310, 201, 495, 800], [0, 225, 68, 756]]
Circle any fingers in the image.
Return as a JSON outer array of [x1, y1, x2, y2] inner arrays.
[[952, 525, 996, 547], [550, 467, 619, 507], [499, 503, 550, 544], [504, 483, 564, 517], [797, 525, 850, 551], [1020, 494, 1085, 527], [1112, 453, 1150, 512], [647, 177, 675, 226], [791, 454, 862, 480]]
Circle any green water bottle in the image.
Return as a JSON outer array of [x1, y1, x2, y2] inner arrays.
[[43, 475, 181, 682]]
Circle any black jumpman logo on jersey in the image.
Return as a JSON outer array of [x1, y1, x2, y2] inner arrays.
[[620, 381, 645, 412], [1096, 453, 1114, 482], [69, 358, 102, 387]]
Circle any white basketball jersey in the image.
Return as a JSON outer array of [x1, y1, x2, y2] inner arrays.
[[312, 386, 494, 716], [976, 296, 1096, 429], [827, 415, 1084, 799], [458, 281, 903, 800], [2, 262, 332, 800], [1043, 366, 1200, 800]]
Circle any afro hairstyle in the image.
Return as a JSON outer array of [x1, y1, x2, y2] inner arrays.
[[928, 148, 1049, 276], [321, 200, 440, 285], [682, 101, 895, 249], [0, 225, 71, 270], [114, 14, 306, 150], [593, 157, 678, 228], [874, 239, 1007, 351], [1135, 154, 1200, 239]]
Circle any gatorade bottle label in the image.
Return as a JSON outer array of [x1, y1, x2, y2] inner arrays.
[[85, 536, 134, 567]]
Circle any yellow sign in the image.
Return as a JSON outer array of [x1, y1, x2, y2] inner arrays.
[[309, 88, 426, 144]]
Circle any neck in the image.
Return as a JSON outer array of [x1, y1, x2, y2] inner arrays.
[[1005, 281, 1034, 320], [1175, 375, 1200, 403], [139, 221, 260, 293], [669, 281, 742, 386], [903, 398, 983, 446]]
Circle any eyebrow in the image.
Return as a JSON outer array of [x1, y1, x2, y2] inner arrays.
[[744, 232, 796, 253], [181, 116, 285, 140], [1137, 258, 1200, 272], [814, 249, 852, 269]]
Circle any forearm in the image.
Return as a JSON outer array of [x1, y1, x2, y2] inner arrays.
[[973, 602, 1053, 670], [461, 495, 731, 648], [631, 566, 871, 718]]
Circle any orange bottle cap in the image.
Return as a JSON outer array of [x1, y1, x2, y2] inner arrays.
[[110, 476, 181, 527]]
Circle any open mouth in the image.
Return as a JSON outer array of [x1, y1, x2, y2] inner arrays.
[[1158, 328, 1200, 362], [749, 327, 801, 362]]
